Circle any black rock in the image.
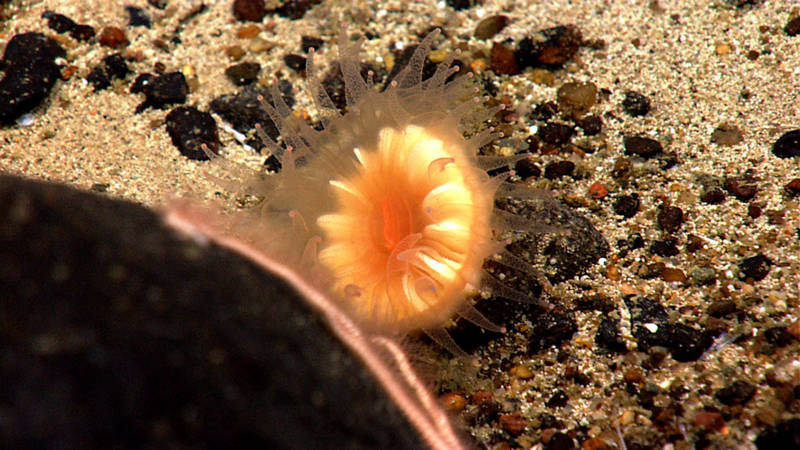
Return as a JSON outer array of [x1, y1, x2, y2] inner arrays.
[[210, 81, 295, 152], [621, 91, 651, 116], [527, 308, 577, 353], [773, 130, 800, 158], [125, 6, 151, 28], [649, 237, 679, 257], [301, 35, 324, 53], [739, 253, 772, 281], [626, 297, 713, 362], [657, 205, 684, 233], [0, 32, 65, 125], [225, 61, 261, 86], [86, 53, 130, 91], [538, 122, 574, 145], [0, 174, 424, 450], [624, 135, 662, 159], [515, 25, 583, 69], [131, 72, 189, 112], [715, 380, 756, 406], [613, 194, 639, 218], [668, 323, 713, 362], [595, 317, 627, 353], [41, 10, 95, 41], [42, 10, 78, 33], [164, 106, 220, 160], [756, 418, 800, 449]]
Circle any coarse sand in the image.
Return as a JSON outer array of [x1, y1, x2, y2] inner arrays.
[[2, 0, 800, 448]]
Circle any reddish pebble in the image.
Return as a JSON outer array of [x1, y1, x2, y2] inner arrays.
[[661, 267, 687, 283], [440, 392, 467, 413], [588, 181, 608, 199], [785, 178, 800, 195], [490, 42, 519, 75], [98, 26, 129, 48], [694, 410, 726, 432], [471, 390, 493, 406], [233, 0, 266, 22], [499, 413, 526, 435]]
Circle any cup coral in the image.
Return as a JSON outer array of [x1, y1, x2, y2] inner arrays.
[[211, 29, 548, 356]]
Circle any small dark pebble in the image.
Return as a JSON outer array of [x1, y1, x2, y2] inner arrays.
[[739, 253, 772, 281], [225, 61, 260, 86], [701, 186, 727, 204], [526, 308, 577, 353], [624, 135, 662, 159], [784, 178, 800, 196], [611, 157, 632, 180], [531, 101, 558, 121], [724, 175, 758, 201], [283, 53, 307, 72], [772, 129, 800, 158], [125, 6, 151, 28], [514, 158, 540, 179], [490, 42, 519, 75], [41, 11, 96, 41], [474, 15, 509, 40], [576, 114, 603, 135], [265, 0, 322, 20], [164, 106, 220, 160], [627, 296, 669, 327], [707, 300, 738, 318], [515, 25, 583, 69], [595, 317, 627, 353], [539, 122, 574, 145], [148, 0, 169, 9], [628, 232, 645, 249], [210, 81, 295, 151], [233, 0, 266, 22], [0, 32, 66, 125], [130, 72, 189, 113], [42, 10, 77, 33], [785, 17, 800, 37], [544, 160, 575, 179], [97, 26, 129, 49], [301, 35, 324, 53], [764, 326, 795, 347], [748, 203, 762, 219], [544, 432, 576, 450], [686, 234, 704, 253], [756, 418, 800, 449], [445, 0, 476, 11], [86, 53, 130, 91], [649, 237, 679, 257], [716, 380, 756, 406], [621, 90, 651, 116], [657, 205, 684, 233], [613, 194, 639, 218], [669, 323, 714, 362], [711, 124, 744, 146], [546, 390, 568, 408]]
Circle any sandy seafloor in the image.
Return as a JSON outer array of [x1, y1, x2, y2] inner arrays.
[[2, 0, 800, 448]]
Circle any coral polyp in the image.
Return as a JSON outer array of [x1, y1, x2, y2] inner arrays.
[[212, 29, 546, 354]]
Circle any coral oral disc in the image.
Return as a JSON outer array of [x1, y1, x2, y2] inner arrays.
[[317, 125, 495, 332]]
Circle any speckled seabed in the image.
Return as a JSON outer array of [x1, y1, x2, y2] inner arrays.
[[1, 0, 799, 448]]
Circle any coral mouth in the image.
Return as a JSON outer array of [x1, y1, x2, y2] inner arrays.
[[317, 125, 494, 332]]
